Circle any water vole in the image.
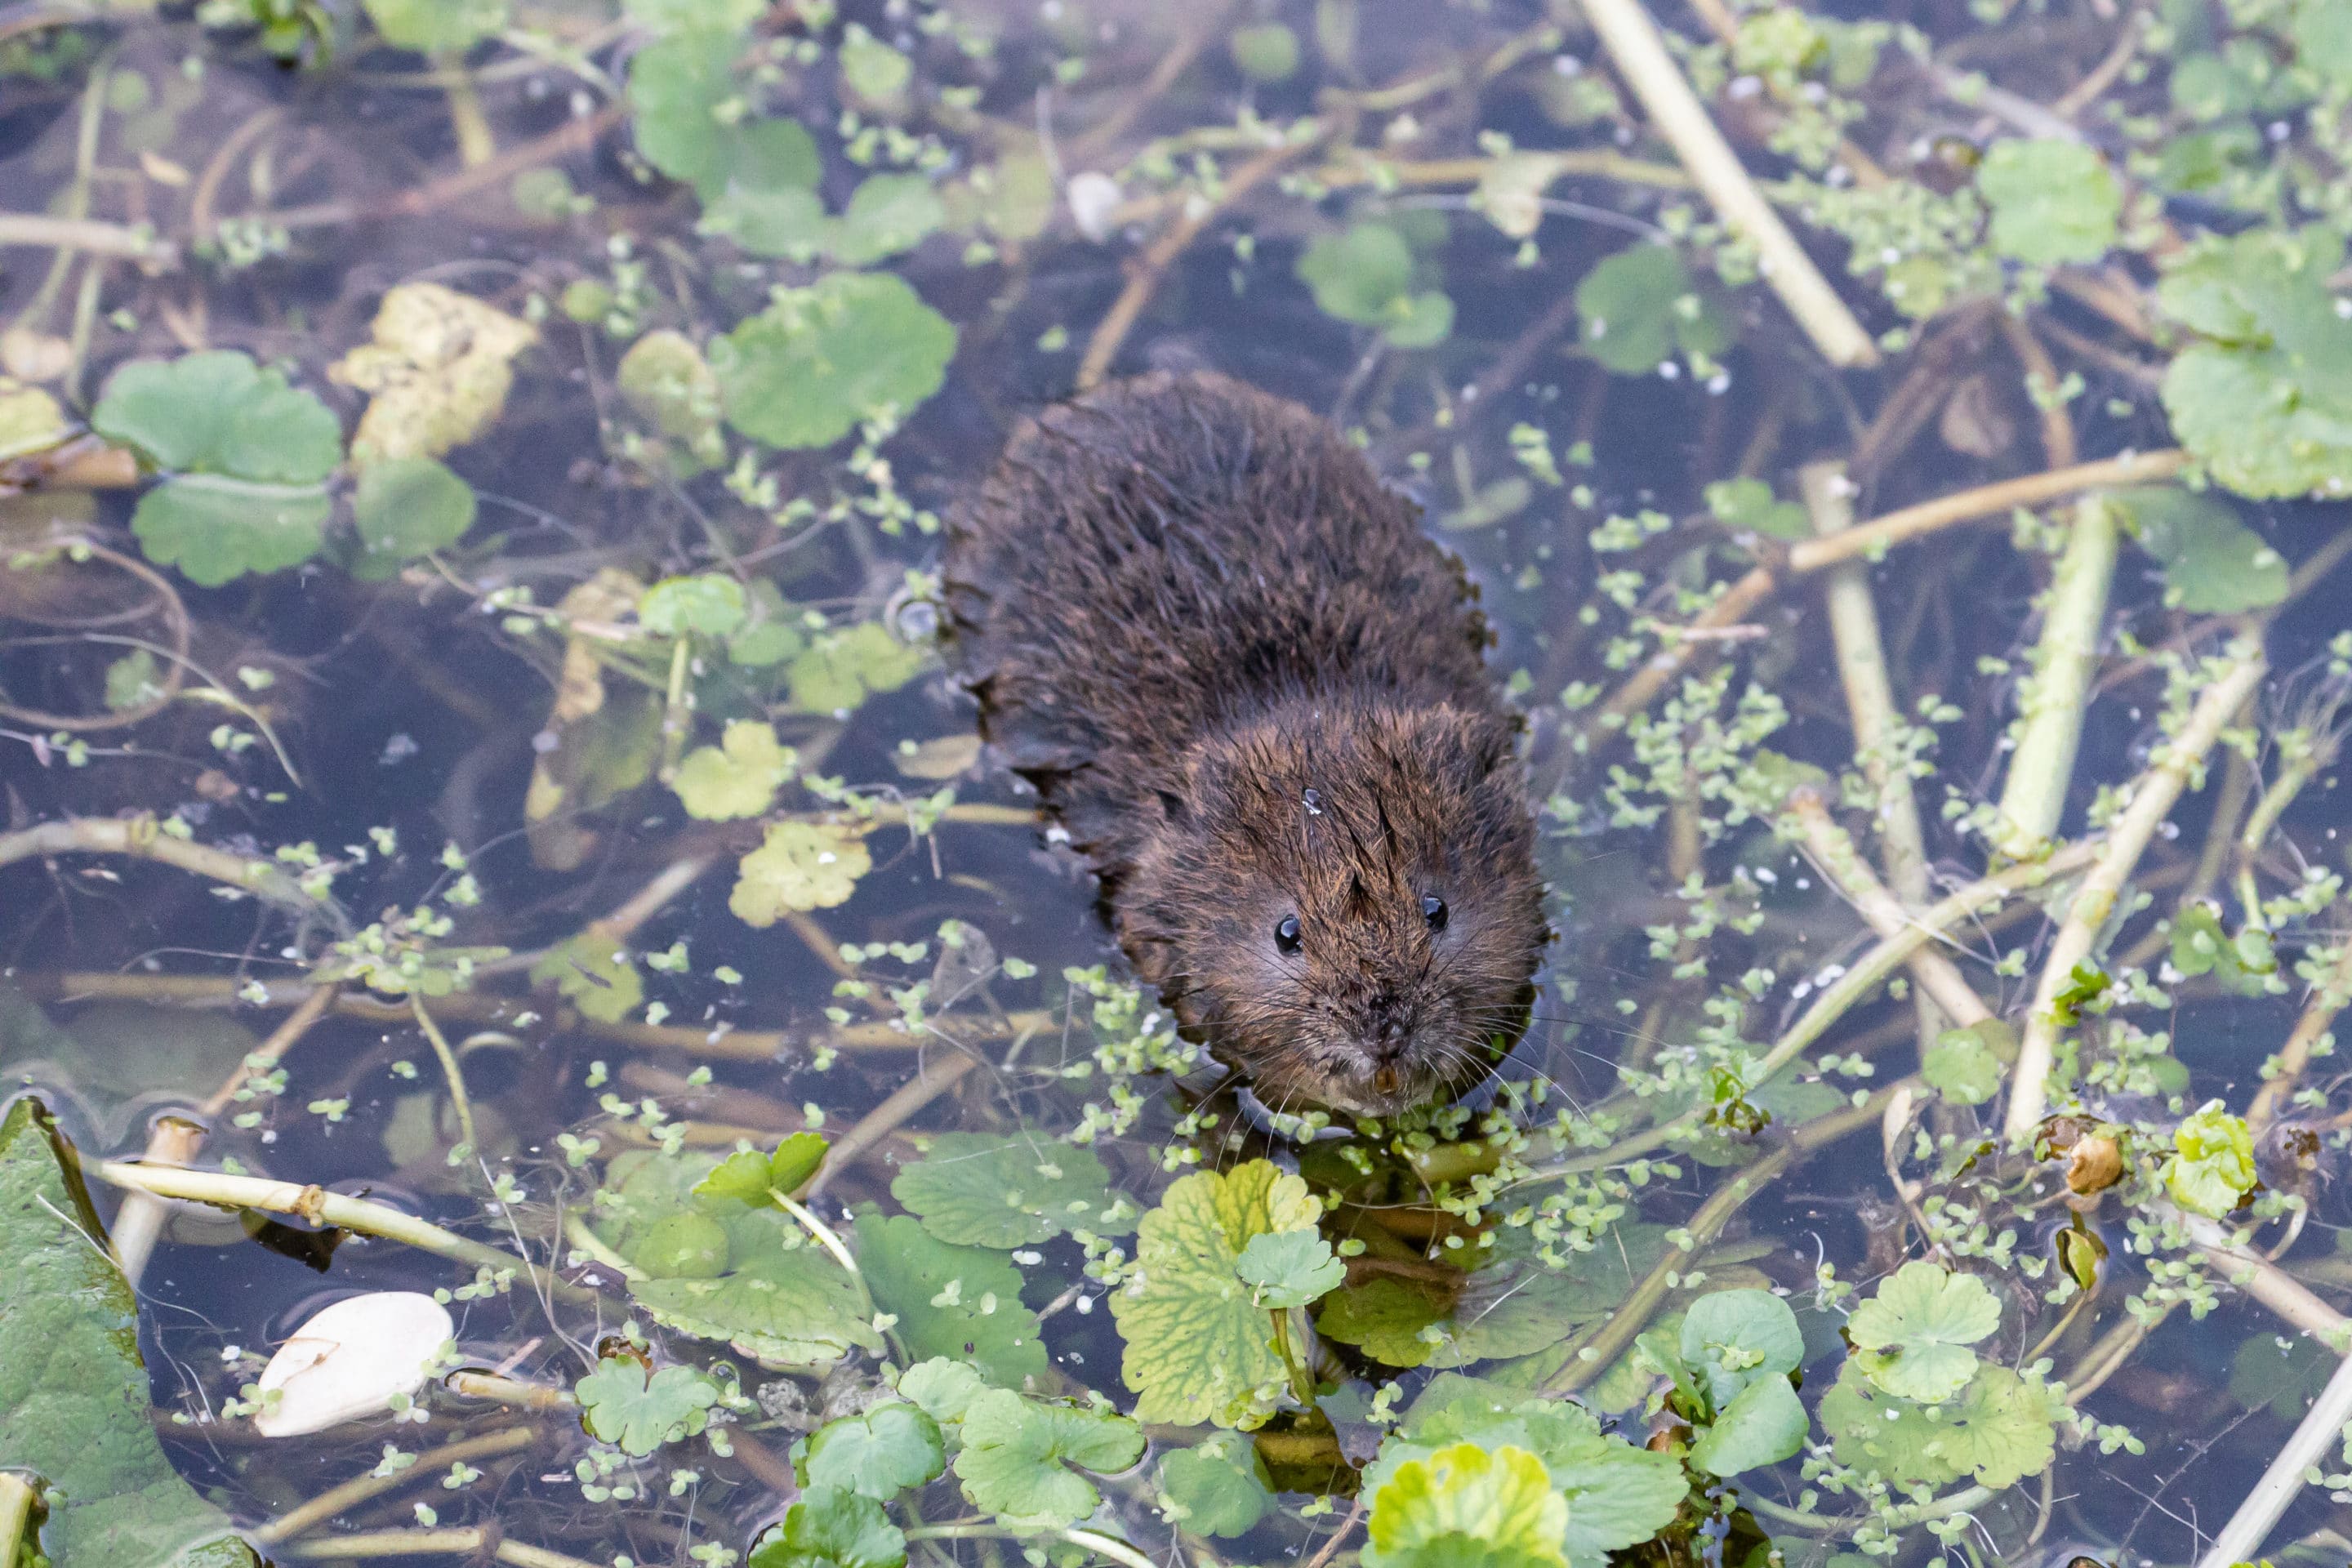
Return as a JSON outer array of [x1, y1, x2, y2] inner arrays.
[[944, 372, 1546, 1117]]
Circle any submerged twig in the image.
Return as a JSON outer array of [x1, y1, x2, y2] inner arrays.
[[1785, 450, 2187, 574], [2247, 923, 2352, 1131], [256, 1427, 539, 1545], [0, 814, 335, 920]]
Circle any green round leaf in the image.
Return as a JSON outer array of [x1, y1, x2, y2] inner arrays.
[[93, 352, 343, 570], [730, 822, 872, 924], [1678, 1287, 1804, 1409], [1296, 222, 1414, 327], [801, 1402, 947, 1501], [350, 456, 476, 580], [1819, 1360, 2061, 1490], [634, 1211, 730, 1279], [129, 478, 332, 588], [831, 174, 947, 267], [1845, 1261, 2001, 1405], [1976, 139, 2120, 266], [641, 572, 749, 638], [1365, 1442, 1567, 1568], [1109, 1159, 1322, 1428], [1922, 1021, 2011, 1107], [1230, 23, 1300, 82], [2157, 227, 2352, 499], [889, 1132, 1135, 1249], [1159, 1432, 1273, 1538], [953, 1388, 1146, 1529], [1573, 244, 1733, 374], [1234, 1227, 1347, 1310], [1687, 1372, 1806, 1477], [2112, 486, 2288, 613], [854, 1213, 1048, 1387], [671, 719, 794, 821], [748, 1486, 907, 1568], [575, 1357, 719, 1457], [362, 0, 509, 53], [630, 33, 820, 203], [786, 621, 927, 715], [714, 272, 957, 449]]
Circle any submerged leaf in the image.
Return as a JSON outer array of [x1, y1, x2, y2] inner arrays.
[[1574, 244, 1732, 374], [1294, 222, 1454, 347], [1158, 1430, 1274, 1538], [670, 719, 794, 821], [328, 283, 537, 466], [92, 350, 342, 586], [2158, 227, 2352, 498], [362, 0, 507, 52], [786, 621, 927, 715], [714, 273, 957, 449], [531, 932, 645, 1024], [1976, 139, 2120, 265], [854, 1213, 1048, 1387], [349, 455, 476, 579], [730, 821, 872, 924], [2111, 486, 2288, 613]]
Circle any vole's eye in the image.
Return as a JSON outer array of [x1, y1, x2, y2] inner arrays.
[[1275, 915, 1303, 955], [1421, 895, 1449, 931]]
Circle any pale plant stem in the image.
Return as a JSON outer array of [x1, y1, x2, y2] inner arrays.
[[2185, 1213, 2352, 1568], [1802, 460, 1939, 1048], [1784, 451, 2186, 574], [434, 52, 497, 167], [410, 993, 480, 1155], [2003, 640, 2268, 1139], [94, 1160, 600, 1303], [121, 982, 344, 1284], [2248, 924, 2352, 1130], [0, 1472, 33, 1568], [561, 1212, 643, 1281], [1991, 493, 2121, 860], [255, 1426, 537, 1544], [1788, 794, 1993, 1028], [774, 1191, 862, 1280], [1576, 0, 1878, 367], [2234, 743, 2336, 927]]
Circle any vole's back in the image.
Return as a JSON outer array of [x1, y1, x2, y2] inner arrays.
[[945, 372, 1496, 855]]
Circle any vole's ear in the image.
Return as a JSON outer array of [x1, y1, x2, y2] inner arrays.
[[1156, 788, 1190, 826]]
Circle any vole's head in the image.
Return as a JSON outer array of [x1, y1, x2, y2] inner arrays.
[[1122, 699, 1547, 1118]]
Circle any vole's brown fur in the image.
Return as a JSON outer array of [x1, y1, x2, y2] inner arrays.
[[944, 372, 1546, 1116]]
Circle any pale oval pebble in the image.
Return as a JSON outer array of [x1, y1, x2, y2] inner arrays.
[[1066, 172, 1123, 243], [252, 1291, 455, 1437]]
